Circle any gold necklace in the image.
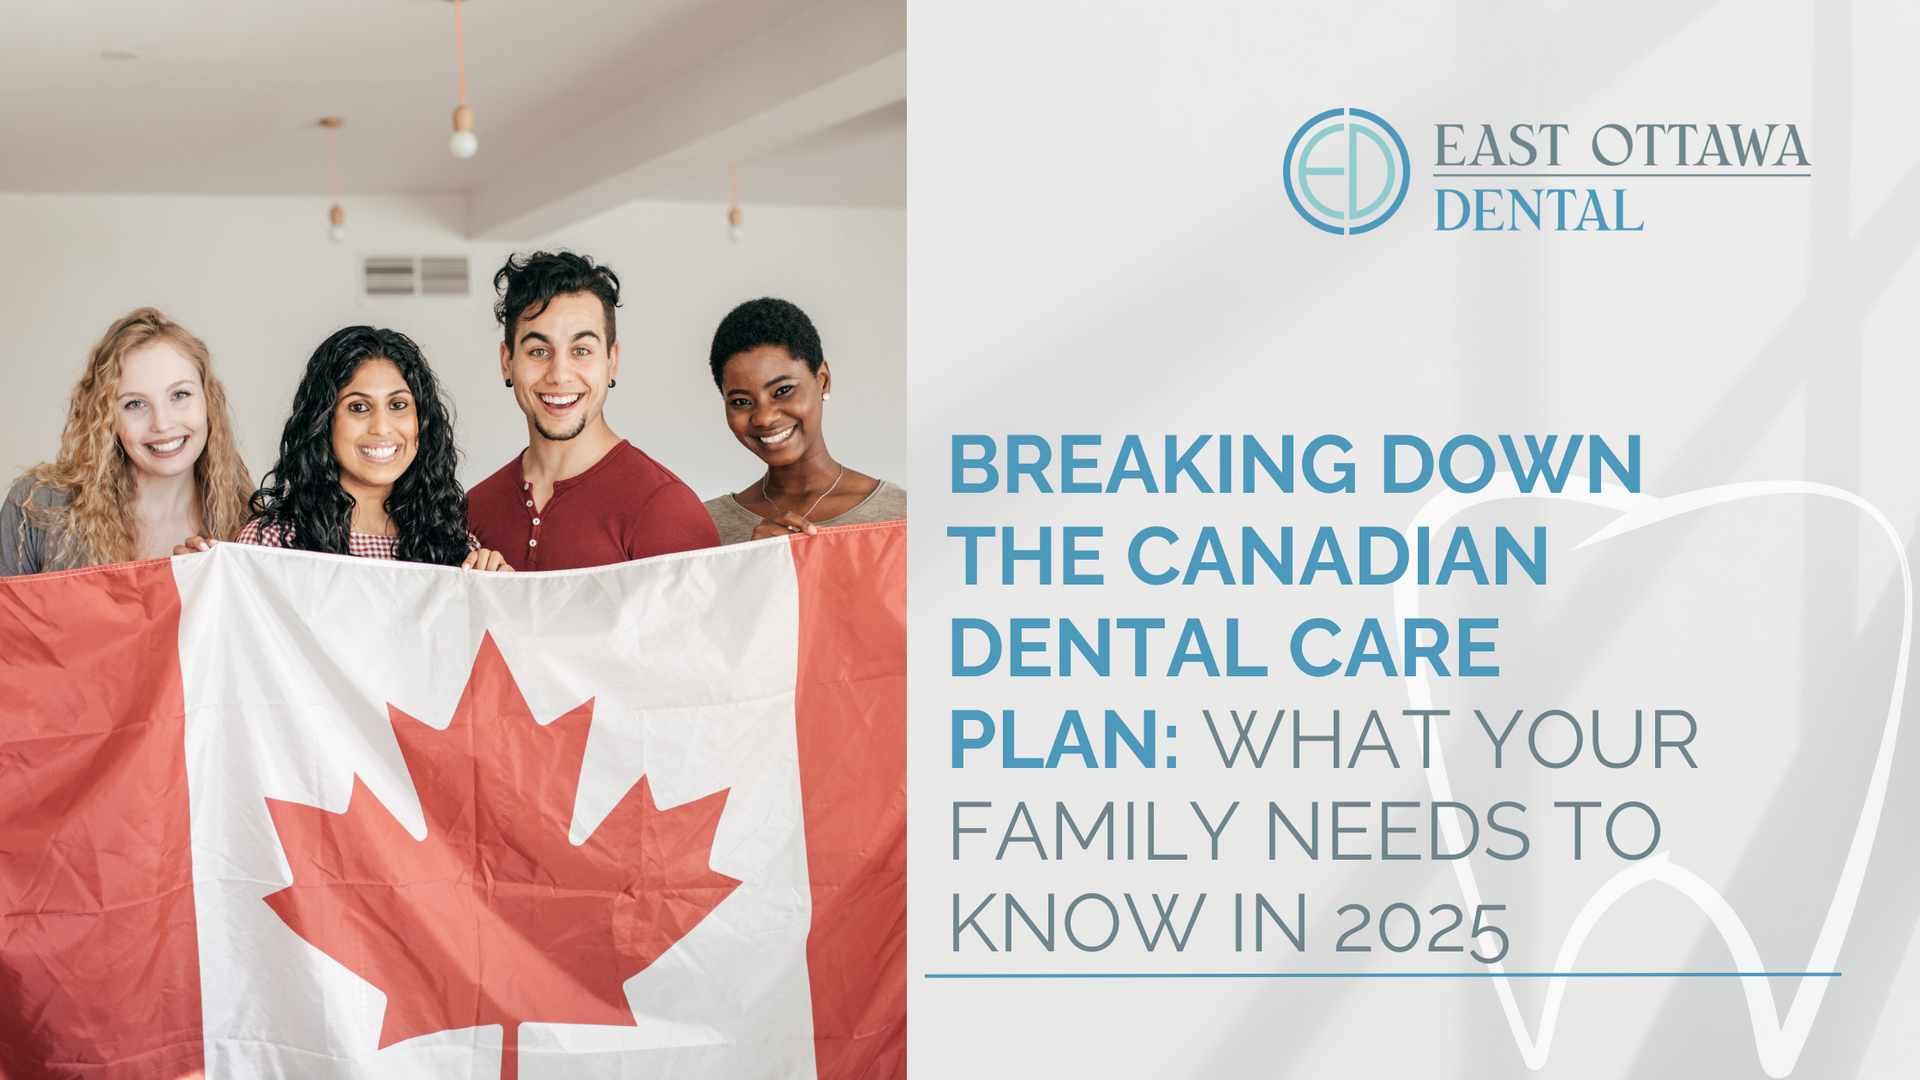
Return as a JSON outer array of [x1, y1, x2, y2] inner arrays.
[[760, 464, 846, 522]]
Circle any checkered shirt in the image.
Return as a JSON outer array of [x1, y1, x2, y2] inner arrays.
[[233, 518, 478, 560]]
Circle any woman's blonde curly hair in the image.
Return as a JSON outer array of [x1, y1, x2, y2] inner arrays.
[[19, 308, 253, 567]]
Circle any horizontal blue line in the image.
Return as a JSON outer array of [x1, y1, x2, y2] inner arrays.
[[924, 971, 1840, 980]]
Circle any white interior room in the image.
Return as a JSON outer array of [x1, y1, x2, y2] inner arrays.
[[0, 0, 905, 498]]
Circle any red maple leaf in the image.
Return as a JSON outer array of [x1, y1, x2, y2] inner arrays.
[[262, 633, 740, 1080]]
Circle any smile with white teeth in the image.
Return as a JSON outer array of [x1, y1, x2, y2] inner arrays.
[[358, 443, 401, 462], [146, 436, 187, 453], [758, 426, 797, 447], [539, 393, 581, 407]]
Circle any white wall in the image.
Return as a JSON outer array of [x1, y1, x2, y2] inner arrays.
[[0, 193, 904, 500]]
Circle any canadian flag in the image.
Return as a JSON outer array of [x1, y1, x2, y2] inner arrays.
[[0, 522, 905, 1080]]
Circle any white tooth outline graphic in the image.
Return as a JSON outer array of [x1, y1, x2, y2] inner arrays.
[[1397, 477, 1909, 1077]]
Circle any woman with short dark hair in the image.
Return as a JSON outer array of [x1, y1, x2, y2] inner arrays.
[[703, 298, 905, 544]]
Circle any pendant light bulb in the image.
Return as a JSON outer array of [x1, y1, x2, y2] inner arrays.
[[328, 204, 346, 244], [727, 162, 744, 241], [446, 1, 478, 159], [450, 105, 478, 159]]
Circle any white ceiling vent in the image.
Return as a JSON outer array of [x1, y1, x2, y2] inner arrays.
[[361, 255, 471, 299], [421, 256, 470, 296], [363, 256, 415, 296]]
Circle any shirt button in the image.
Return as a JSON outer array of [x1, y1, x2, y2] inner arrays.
[[525, 500, 533, 507], [531, 518, 540, 525], [529, 539, 538, 547]]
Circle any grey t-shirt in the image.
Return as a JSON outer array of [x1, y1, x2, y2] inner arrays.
[[1, 476, 79, 576], [703, 479, 907, 545]]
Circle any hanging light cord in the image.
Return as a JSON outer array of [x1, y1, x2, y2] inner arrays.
[[327, 126, 340, 204], [454, 0, 467, 104], [730, 162, 739, 209]]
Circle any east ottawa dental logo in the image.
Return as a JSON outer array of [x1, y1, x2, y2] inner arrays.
[[1433, 121, 1811, 232]]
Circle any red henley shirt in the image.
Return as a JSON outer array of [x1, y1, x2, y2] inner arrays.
[[467, 440, 719, 571]]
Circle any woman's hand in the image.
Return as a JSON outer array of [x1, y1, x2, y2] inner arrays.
[[462, 548, 515, 572], [750, 512, 819, 541], [173, 536, 214, 555]]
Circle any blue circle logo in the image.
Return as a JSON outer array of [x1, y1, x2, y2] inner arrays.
[[1284, 108, 1411, 234]]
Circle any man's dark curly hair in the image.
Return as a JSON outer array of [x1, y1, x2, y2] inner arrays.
[[248, 326, 471, 565], [707, 297, 825, 390], [493, 251, 622, 346]]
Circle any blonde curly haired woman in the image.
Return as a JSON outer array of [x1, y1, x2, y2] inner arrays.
[[1, 308, 253, 574]]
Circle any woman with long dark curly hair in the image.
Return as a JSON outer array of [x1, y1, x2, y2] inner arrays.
[[189, 326, 511, 570]]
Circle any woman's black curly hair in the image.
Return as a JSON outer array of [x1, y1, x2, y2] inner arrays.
[[249, 326, 470, 565]]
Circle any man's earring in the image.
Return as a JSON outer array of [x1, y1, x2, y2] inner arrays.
[[609, 379, 617, 388], [823, 392, 831, 401], [504, 378, 513, 388]]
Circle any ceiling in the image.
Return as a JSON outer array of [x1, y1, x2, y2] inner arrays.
[[0, 0, 904, 235], [649, 100, 906, 207]]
